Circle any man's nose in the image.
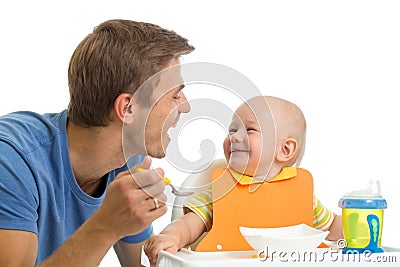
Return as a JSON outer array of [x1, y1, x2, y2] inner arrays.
[[178, 93, 191, 113]]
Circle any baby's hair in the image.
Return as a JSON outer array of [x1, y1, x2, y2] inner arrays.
[[264, 96, 307, 167], [293, 127, 306, 167]]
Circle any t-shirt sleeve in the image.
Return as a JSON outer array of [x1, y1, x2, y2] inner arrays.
[[183, 186, 213, 231], [120, 225, 153, 243], [312, 195, 335, 231], [0, 141, 39, 234]]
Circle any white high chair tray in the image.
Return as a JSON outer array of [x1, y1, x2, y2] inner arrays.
[[155, 247, 400, 267]]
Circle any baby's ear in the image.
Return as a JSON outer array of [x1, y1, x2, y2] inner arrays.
[[276, 138, 298, 163]]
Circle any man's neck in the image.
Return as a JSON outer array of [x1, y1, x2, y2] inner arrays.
[[67, 121, 124, 196]]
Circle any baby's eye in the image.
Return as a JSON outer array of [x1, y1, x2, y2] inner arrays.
[[228, 129, 237, 134], [247, 127, 257, 132]]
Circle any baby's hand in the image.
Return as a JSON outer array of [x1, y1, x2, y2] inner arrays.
[[144, 234, 180, 266]]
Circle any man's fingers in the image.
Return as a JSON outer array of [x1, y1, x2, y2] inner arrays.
[[115, 166, 164, 192], [115, 156, 152, 181], [140, 180, 166, 199], [133, 156, 152, 171], [147, 204, 168, 223], [112, 170, 167, 208], [153, 193, 167, 205], [146, 193, 167, 211], [131, 168, 165, 188]]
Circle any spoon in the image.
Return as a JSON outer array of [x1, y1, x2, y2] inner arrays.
[[136, 168, 194, 197]]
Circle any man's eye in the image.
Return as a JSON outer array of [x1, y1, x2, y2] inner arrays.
[[173, 92, 181, 100], [228, 129, 237, 134], [247, 128, 257, 132]]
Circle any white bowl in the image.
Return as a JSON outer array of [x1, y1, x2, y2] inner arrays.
[[239, 224, 329, 253]]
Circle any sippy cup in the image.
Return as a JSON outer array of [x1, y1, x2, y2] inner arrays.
[[338, 180, 387, 254]]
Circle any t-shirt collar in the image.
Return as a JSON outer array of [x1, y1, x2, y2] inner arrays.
[[228, 167, 297, 185]]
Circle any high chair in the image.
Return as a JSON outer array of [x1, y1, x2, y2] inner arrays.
[[171, 158, 228, 249]]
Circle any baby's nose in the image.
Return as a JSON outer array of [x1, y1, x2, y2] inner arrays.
[[231, 131, 244, 142]]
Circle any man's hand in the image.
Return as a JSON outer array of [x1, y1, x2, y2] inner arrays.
[[36, 157, 168, 267], [94, 156, 168, 241]]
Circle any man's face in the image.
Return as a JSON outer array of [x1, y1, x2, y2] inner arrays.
[[143, 59, 191, 158]]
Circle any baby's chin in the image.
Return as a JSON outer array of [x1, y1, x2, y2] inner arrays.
[[228, 163, 254, 176], [226, 155, 257, 176], [228, 161, 269, 178]]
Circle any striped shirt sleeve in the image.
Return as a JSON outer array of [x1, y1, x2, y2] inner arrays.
[[183, 186, 213, 231], [184, 187, 334, 232], [312, 195, 335, 231]]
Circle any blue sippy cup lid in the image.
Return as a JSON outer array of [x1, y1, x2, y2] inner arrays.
[[339, 198, 387, 209], [338, 180, 387, 209]]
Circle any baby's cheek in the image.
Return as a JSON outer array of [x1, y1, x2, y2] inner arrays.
[[222, 137, 231, 159]]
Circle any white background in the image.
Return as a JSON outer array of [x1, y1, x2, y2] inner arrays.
[[1, 0, 399, 265]]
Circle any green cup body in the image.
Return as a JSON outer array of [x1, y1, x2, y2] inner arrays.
[[342, 208, 384, 249]]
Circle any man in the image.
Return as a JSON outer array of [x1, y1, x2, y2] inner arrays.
[[0, 19, 194, 266]]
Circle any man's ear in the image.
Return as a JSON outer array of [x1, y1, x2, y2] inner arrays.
[[276, 138, 298, 163], [114, 93, 134, 124]]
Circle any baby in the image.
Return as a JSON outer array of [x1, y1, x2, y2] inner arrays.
[[144, 96, 343, 265]]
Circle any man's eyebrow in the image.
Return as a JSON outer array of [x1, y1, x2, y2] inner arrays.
[[168, 84, 184, 94]]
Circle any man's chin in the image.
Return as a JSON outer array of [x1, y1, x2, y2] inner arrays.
[[147, 144, 168, 159], [143, 135, 170, 158], [145, 146, 166, 159], [149, 152, 165, 159]]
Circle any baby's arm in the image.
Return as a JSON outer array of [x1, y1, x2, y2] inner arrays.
[[326, 214, 343, 241], [144, 211, 206, 266], [313, 196, 343, 241]]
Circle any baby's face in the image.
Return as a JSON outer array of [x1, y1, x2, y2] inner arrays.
[[223, 100, 275, 177]]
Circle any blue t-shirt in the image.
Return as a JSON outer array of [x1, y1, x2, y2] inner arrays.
[[0, 110, 152, 264]]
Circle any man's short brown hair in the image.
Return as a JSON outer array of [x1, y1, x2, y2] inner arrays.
[[67, 19, 194, 127]]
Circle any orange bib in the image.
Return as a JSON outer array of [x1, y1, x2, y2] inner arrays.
[[195, 167, 314, 252]]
